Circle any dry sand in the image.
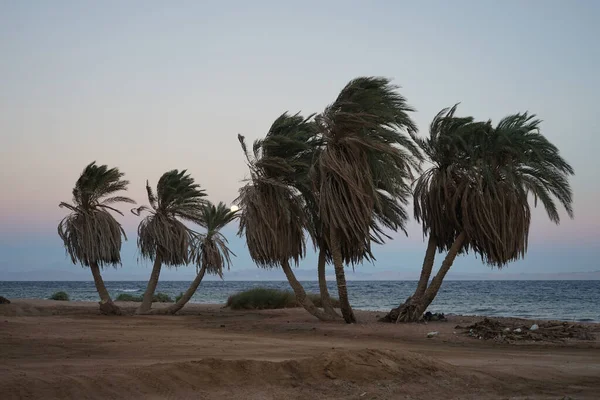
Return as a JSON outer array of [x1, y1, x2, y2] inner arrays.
[[1, 300, 599, 399]]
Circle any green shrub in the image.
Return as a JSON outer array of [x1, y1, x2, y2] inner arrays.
[[175, 292, 184, 303], [49, 291, 70, 301], [115, 293, 143, 302], [226, 288, 340, 310], [115, 292, 173, 302], [153, 292, 173, 303]]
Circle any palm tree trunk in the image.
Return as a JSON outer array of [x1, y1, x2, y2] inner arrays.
[[317, 248, 339, 318], [280, 259, 336, 322], [414, 236, 438, 298], [136, 253, 162, 315], [90, 261, 121, 315], [420, 232, 466, 309], [149, 265, 207, 315], [330, 229, 356, 324], [380, 236, 437, 322]]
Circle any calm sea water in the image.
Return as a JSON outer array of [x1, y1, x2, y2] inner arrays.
[[0, 280, 598, 322]]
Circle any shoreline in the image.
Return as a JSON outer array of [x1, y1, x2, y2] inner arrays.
[[3, 297, 599, 324]]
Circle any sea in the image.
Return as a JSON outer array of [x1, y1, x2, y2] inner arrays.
[[0, 280, 598, 322]]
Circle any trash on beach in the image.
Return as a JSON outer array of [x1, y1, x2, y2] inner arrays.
[[456, 318, 596, 343], [426, 331, 439, 338], [423, 311, 447, 322]]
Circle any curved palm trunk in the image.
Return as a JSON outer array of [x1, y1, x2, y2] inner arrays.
[[317, 248, 340, 318], [382, 233, 465, 323], [280, 259, 336, 322], [90, 261, 121, 315], [421, 232, 466, 308], [136, 253, 162, 315], [149, 265, 207, 315], [380, 236, 437, 322], [330, 229, 356, 324]]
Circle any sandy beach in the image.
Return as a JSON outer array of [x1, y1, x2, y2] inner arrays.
[[1, 300, 599, 399]]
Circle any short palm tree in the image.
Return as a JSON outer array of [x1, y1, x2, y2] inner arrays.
[[236, 113, 336, 321], [313, 77, 422, 323], [131, 169, 207, 314], [150, 201, 236, 315], [57, 162, 135, 315], [382, 106, 574, 322]]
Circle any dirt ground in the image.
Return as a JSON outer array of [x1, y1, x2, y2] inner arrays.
[[1, 300, 599, 399]]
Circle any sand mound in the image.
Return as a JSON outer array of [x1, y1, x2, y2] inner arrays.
[[1, 349, 482, 399]]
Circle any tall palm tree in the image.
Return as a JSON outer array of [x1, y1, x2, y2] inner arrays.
[[131, 170, 207, 314], [382, 106, 574, 322], [149, 201, 236, 315], [312, 77, 422, 323], [236, 113, 336, 322], [57, 162, 135, 315]]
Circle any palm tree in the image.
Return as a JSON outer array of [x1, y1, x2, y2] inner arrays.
[[149, 201, 236, 315], [236, 113, 336, 321], [131, 170, 207, 314], [57, 162, 135, 315], [312, 77, 422, 323], [382, 106, 574, 322]]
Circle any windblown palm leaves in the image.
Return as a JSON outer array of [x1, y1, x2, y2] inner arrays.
[[58, 162, 135, 267], [313, 77, 422, 265], [413, 106, 574, 267], [132, 170, 207, 266], [192, 201, 237, 277], [236, 113, 337, 321], [236, 113, 315, 268], [311, 77, 423, 323]]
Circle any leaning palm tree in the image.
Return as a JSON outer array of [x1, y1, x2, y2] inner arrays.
[[312, 77, 422, 323], [236, 113, 336, 322], [149, 201, 236, 315], [382, 106, 574, 322], [57, 162, 135, 315], [131, 170, 207, 314]]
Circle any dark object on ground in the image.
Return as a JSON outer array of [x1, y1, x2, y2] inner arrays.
[[49, 291, 70, 301], [424, 312, 446, 322], [226, 288, 341, 310], [0, 296, 10, 304], [99, 301, 122, 315], [456, 318, 595, 343], [115, 292, 173, 303]]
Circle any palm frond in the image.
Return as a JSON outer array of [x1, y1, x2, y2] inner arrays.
[[57, 162, 133, 268]]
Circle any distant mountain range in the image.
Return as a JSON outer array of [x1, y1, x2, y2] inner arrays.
[[1, 268, 599, 281]]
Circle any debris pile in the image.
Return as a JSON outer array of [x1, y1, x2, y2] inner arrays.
[[456, 318, 596, 343]]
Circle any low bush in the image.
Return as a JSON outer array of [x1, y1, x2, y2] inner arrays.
[[115, 293, 143, 302], [226, 288, 340, 310], [153, 292, 173, 303], [49, 291, 70, 301], [115, 292, 173, 302]]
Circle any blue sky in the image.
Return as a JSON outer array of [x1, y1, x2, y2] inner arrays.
[[1, 1, 599, 280]]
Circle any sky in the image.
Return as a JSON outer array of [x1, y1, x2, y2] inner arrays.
[[1, 0, 599, 281]]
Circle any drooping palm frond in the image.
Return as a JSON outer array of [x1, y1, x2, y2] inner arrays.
[[136, 212, 195, 266], [191, 202, 237, 277], [236, 116, 311, 268], [57, 162, 134, 268], [236, 176, 306, 268], [132, 170, 207, 266], [314, 77, 423, 264], [415, 106, 574, 268]]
